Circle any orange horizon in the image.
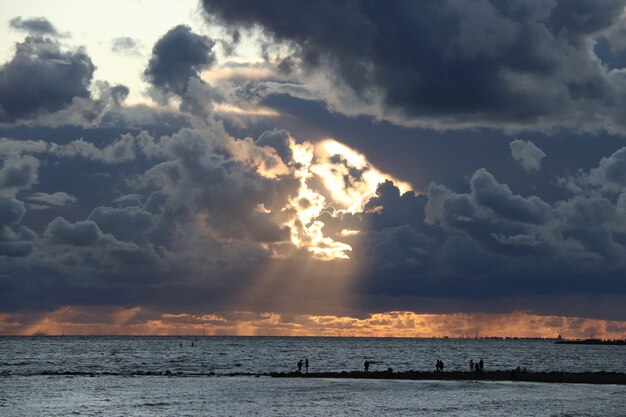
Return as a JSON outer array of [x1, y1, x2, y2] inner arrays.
[[2, 308, 625, 339]]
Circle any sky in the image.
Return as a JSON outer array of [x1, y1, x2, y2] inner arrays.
[[1, 0, 626, 338]]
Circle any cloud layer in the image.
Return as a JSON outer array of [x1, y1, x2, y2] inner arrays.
[[1, 12, 626, 334]]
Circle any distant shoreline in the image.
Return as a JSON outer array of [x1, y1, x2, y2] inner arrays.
[[4, 335, 626, 342], [555, 339, 626, 345], [270, 370, 626, 385]]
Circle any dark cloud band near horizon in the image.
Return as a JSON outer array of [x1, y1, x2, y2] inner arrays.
[[0, 124, 624, 321], [0, 3, 626, 334]]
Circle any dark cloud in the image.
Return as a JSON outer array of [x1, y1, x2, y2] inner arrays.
[[88, 206, 156, 244], [470, 168, 552, 225], [0, 124, 295, 313], [0, 197, 35, 257], [0, 197, 26, 227], [202, 0, 626, 132], [9, 17, 58, 36], [427, 172, 561, 257], [45, 217, 103, 246], [144, 25, 216, 96], [0, 36, 95, 123], [588, 147, 626, 191], [363, 180, 427, 230], [255, 129, 293, 163], [0, 155, 39, 192]]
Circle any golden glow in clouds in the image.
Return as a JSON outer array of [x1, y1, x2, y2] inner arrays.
[[283, 139, 412, 259], [224, 133, 412, 260], [5, 307, 625, 339], [284, 141, 353, 260]]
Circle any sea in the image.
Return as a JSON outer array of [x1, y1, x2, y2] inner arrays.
[[1, 336, 625, 416]]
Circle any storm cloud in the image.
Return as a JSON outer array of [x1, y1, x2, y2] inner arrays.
[[202, 0, 626, 132]]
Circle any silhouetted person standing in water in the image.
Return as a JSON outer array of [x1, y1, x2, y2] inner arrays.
[[297, 360, 303, 373], [479, 358, 484, 371], [469, 359, 474, 372], [305, 359, 309, 374], [364, 360, 370, 372]]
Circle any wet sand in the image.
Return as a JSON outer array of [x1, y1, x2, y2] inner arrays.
[[269, 370, 626, 385]]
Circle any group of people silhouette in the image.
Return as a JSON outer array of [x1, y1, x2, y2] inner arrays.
[[296, 357, 485, 373], [469, 358, 484, 372], [297, 359, 309, 373]]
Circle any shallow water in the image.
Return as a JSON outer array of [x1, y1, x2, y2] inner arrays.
[[2, 375, 625, 417], [1, 337, 625, 416]]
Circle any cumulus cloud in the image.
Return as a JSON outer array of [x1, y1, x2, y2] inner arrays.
[[588, 146, 626, 192], [45, 217, 104, 246], [470, 168, 552, 224], [423, 163, 626, 265], [144, 25, 216, 97], [0, 196, 26, 227], [0, 155, 39, 194], [88, 206, 156, 244], [0, 36, 95, 123], [255, 129, 293, 164], [202, 0, 626, 133], [9, 17, 58, 36], [559, 146, 626, 194], [0, 196, 34, 257], [509, 139, 546, 171]]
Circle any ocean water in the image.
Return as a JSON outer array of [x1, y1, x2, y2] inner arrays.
[[1, 337, 625, 416]]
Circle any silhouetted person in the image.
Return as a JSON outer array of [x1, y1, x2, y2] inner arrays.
[[297, 359, 303, 373], [305, 359, 309, 374], [474, 363, 480, 372], [440, 360, 445, 372], [364, 360, 370, 372], [469, 359, 474, 372], [179, 342, 182, 348], [479, 358, 484, 371], [191, 342, 194, 347]]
